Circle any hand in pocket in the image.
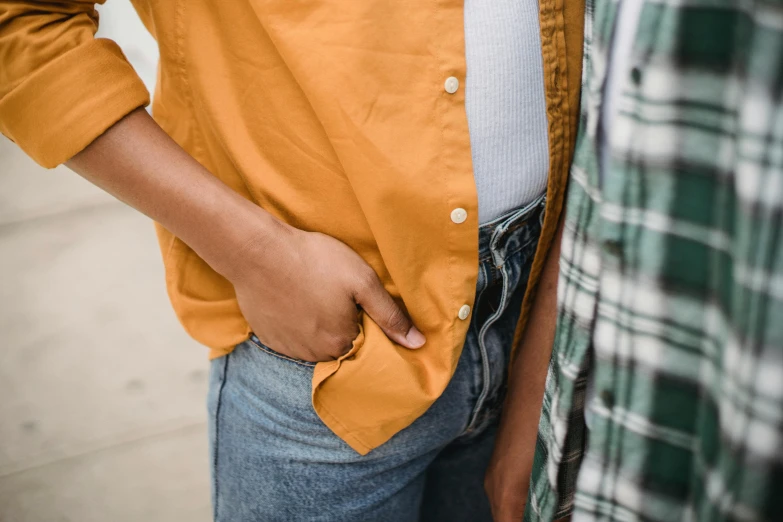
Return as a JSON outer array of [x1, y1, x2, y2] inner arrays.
[[228, 221, 426, 362]]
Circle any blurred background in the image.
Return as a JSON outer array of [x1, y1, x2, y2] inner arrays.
[[0, 2, 212, 520]]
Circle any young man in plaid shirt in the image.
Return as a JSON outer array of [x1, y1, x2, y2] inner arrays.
[[485, 0, 783, 520]]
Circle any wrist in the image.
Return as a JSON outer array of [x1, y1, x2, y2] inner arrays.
[[198, 194, 290, 283]]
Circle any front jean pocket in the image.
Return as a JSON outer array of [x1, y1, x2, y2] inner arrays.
[[248, 334, 317, 369]]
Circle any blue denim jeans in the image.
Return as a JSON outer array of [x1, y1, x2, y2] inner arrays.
[[207, 195, 545, 522]]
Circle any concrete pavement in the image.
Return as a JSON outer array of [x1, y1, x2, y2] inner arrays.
[[0, 137, 212, 521], [0, 5, 211, 521]]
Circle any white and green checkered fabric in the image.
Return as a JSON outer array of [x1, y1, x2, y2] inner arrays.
[[525, 0, 783, 521]]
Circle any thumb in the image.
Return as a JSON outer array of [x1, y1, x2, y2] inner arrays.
[[354, 272, 426, 349]]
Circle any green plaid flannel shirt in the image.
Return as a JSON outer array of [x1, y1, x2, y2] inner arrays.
[[525, 0, 783, 520]]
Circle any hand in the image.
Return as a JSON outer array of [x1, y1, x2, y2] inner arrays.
[[228, 218, 426, 362], [485, 453, 529, 522]]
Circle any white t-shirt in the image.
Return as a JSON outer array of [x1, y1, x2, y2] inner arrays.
[[464, 0, 551, 224]]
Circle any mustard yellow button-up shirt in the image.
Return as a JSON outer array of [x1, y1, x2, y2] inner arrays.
[[0, 0, 584, 454]]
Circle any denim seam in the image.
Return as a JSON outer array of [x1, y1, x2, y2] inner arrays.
[[248, 336, 317, 368], [493, 236, 540, 269], [462, 261, 491, 434], [503, 217, 534, 235], [480, 234, 539, 267], [477, 192, 545, 231], [212, 354, 230, 522], [466, 261, 511, 432]]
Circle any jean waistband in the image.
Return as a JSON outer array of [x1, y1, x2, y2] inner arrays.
[[478, 193, 546, 261]]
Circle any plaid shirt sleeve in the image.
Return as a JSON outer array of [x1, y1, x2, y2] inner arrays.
[[525, 0, 783, 521]]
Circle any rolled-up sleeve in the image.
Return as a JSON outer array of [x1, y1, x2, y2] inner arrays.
[[0, 1, 149, 167]]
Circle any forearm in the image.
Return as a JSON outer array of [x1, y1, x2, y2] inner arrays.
[[66, 108, 282, 280], [500, 219, 561, 462], [487, 217, 564, 513]]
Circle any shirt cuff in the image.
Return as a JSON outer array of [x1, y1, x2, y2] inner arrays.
[[0, 38, 150, 168]]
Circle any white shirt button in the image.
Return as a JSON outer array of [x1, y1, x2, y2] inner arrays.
[[450, 208, 467, 224], [444, 76, 459, 94], [458, 305, 471, 321]]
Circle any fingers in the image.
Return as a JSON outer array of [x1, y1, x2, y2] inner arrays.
[[354, 270, 426, 349]]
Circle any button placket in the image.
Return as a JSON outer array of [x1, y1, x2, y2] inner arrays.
[[441, 68, 469, 334]]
